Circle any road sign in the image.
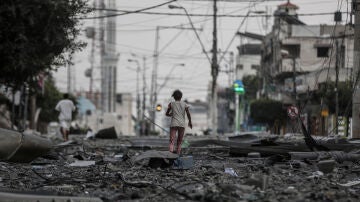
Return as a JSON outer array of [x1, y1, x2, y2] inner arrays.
[[233, 80, 245, 95], [287, 106, 299, 119]]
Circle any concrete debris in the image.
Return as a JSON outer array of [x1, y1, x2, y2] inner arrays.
[[173, 156, 194, 169], [94, 127, 117, 139], [131, 150, 178, 163], [248, 152, 261, 158], [69, 160, 96, 167], [84, 130, 95, 140], [317, 159, 336, 173], [0, 128, 52, 163], [1, 135, 360, 201], [307, 171, 324, 179], [0, 191, 103, 202], [338, 179, 360, 187], [224, 167, 238, 176]]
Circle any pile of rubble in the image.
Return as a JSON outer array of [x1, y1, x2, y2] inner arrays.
[[0, 130, 360, 201]]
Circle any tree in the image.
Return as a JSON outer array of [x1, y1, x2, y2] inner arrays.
[[0, 0, 90, 90], [250, 98, 286, 127], [242, 75, 261, 100], [318, 81, 353, 116]]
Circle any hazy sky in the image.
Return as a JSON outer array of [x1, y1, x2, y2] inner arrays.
[[54, 0, 349, 105]]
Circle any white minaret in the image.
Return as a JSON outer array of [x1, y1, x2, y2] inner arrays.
[[100, 0, 118, 113]]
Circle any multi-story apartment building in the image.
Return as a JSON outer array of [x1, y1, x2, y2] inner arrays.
[[237, 1, 354, 135], [262, 2, 354, 103], [235, 44, 262, 80]]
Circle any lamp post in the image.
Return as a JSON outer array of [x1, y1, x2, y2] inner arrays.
[[128, 59, 141, 135], [169, 4, 218, 134], [168, 5, 211, 64]]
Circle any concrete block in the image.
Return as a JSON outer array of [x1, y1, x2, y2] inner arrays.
[[173, 156, 194, 169], [248, 152, 261, 158], [317, 159, 336, 173]]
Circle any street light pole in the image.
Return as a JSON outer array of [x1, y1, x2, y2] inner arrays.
[[168, 3, 216, 134], [150, 26, 160, 132], [211, 0, 219, 135], [128, 59, 141, 135], [168, 5, 212, 64]]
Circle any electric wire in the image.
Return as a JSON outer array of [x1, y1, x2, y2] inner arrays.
[[78, 0, 177, 20]]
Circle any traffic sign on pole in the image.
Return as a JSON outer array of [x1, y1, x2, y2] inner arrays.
[[233, 80, 245, 95]]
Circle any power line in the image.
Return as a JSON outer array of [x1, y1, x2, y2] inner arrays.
[[82, 7, 346, 19], [78, 0, 177, 19]]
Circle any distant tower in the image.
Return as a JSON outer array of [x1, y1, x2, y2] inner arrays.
[[100, 0, 118, 113], [277, 1, 299, 17]]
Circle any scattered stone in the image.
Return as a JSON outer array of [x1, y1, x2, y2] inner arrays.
[[173, 156, 194, 170], [248, 152, 261, 158], [69, 160, 96, 167], [317, 159, 336, 173], [224, 167, 238, 177]]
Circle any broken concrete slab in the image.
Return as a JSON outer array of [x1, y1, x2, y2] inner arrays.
[[228, 133, 278, 143], [0, 128, 52, 163], [69, 160, 96, 167], [338, 180, 360, 187], [95, 127, 117, 139], [131, 150, 178, 163], [128, 138, 169, 149], [247, 152, 261, 158], [289, 151, 360, 163], [173, 156, 194, 170], [0, 191, 103, 202], [317, 160, 336, 173]]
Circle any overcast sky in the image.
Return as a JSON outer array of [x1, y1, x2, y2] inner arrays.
[[54, 0, 349, 105]]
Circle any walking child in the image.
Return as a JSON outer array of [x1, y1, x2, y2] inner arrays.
[[165, 90, 192, 154]]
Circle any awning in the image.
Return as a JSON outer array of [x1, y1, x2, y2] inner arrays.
[[76, 96, 96, 115]]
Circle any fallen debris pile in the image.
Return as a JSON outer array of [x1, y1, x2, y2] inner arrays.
[[0, 135, 359, 201]]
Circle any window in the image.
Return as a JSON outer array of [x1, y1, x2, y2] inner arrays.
[[116, 94, 122, 104], [317, 47, 329, 57], [282, 44, 300, 58], [236, 64, 243, 70], [251, 65, 260, 70]]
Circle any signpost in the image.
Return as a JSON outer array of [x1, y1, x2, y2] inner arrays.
[[233, 80, 245, 133]]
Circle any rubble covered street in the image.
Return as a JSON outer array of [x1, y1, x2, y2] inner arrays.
[[1, 134, 360, 202]]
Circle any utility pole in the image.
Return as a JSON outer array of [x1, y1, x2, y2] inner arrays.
[[150, 25, 202, 132], [142, 56, 147, 135], [210, 0, 218, 135], [89, 27, 95, 99], [142, 56, 147, 120], [67, 55, 72, 94], [352, 0, 360, 138], [292, 56, 297, 104], [150, 26, 160, 132], [229, 52, 234, 87], [335, 39, 339, 135], [128, 59, 141, 135]]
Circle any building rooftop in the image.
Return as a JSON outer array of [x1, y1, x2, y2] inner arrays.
[[237, 44, 262, 55], [278, 1, 299, 10]]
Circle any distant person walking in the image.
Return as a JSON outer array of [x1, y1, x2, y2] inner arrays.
[[165, 90, 192, 154], [55, 93, 76, 141]]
